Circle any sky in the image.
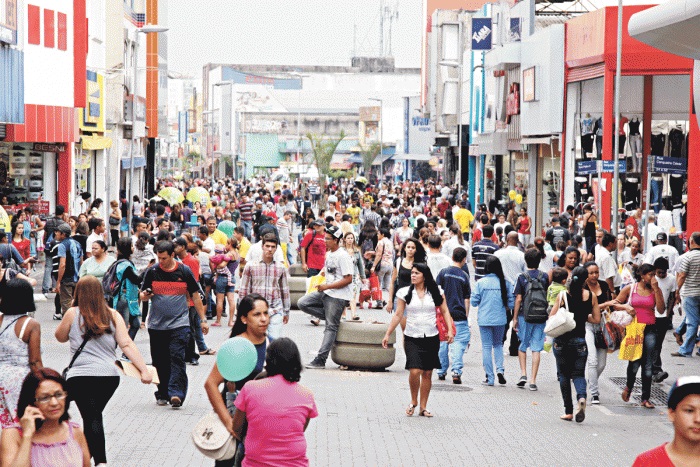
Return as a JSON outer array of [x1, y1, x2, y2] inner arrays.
[[166, 0, 423, 75]]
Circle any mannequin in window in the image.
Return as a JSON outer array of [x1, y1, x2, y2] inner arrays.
[[650, 121, 668, 156], [594, 117, 603, 158], [580, 113, 595, 158], [668, 123, 685, 158], [615, 115, 628, 156], [628, 117, 642, 172]]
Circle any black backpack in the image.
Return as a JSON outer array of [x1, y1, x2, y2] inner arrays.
[[521, 272, 549, 323], [102, 259, 129, 306]]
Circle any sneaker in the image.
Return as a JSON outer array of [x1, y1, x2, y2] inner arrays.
[[529, 383, 538, 391], [653, 371, 669, 383], [671, 351, 687, 357], [305, 358, 325, 369], [438, 374, 446, 381], [187, 360, 200, 366], [310, 318, 320, 326], [516, 376, 527, 388], [170, 396, 182, 408], [52, 314, 63, 321], [497, 373, 507, 385], [591, 395, 600, 405], [156, 399, 169, 406], [481, 379, 494, 386], [452, 375, 462, 385], [575, 398, 586, 423]]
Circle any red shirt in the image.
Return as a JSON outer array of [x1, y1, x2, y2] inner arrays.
[[12, 238, 30, 260], [181, 253, 200, 306], [301, 230, 326, 270], [472, 228, 498, 244], [632, 444, 675, 467], [438, 201, 451, 218]]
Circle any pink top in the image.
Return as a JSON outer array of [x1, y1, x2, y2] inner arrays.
[[235, 374, 318, 467], [630, 283, 657, 325], [11, 421, 84, 466]]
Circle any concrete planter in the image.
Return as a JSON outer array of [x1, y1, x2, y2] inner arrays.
[[289, 276, 306, 309], [289, 263, 305, 277], [331, 321, 396, 370]]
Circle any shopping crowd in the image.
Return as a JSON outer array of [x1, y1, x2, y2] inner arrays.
[[0, 175, 698, 466]]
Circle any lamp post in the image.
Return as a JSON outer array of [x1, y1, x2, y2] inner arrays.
[[369, 98, 384, 181], [440, 55, 465, 193], [128, 24, 168, 228], [612, 0, 624, 234], [287, 72, 309, 171]]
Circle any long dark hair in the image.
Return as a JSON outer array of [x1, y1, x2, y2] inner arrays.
[[230, 293, 269, 338], [568, 266, 589, 300], [557, 246, 580, 268], [403, 263, 443, 307], [17, 368, 71, 424], [484, 256, 509, 309], [265, 337, 302, 383], [400, 238, 427, 263]]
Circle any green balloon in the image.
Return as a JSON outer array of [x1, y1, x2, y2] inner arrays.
[[216, 337, 258, 381]]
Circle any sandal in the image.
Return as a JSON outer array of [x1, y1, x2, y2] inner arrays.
[[211, 322, 222, 327], [352, 316, 360, 321], [419, 408, 433, 418], [405, 404, 417, 416], [640, 400, 655, 409], [621, 386, 631, 402], [560, 414, 573, 421], [199, 349, 217, 356]]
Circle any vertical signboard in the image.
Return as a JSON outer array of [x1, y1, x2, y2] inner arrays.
[[0, 0, 17, 45], [471, 18, 492, 51], [220, 85, 232, 154]]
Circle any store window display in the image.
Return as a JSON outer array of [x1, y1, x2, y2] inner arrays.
[[0, 143, 46, 205]]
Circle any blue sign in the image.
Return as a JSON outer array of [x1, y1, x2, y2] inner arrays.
[[653, 156, 687, 174], [509, 18, 521, 42], [472, 18, 492, 51], [576, 160, 596, 175], [222, 67, 302, 90], [602, 160, 626, 174]]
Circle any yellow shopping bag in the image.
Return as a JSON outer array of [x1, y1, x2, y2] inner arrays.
[[618, 317, 646, 361], [306, 273, 326, 295]]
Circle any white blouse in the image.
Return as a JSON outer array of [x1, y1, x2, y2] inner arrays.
[[396, 285, 444, 338]]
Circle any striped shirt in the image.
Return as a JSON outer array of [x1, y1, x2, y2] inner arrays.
[[677, 249, 700, 297], [238, 201, 254, 221], [472, 240, 499, 281], [239, 260, 291, 317]]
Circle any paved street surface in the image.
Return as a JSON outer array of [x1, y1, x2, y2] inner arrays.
[[29, 279, 699, 467]]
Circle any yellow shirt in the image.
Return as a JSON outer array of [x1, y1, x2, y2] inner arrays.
[[346, 206, 361, 225], [454, 208, 474, 233], [210, 229, 229, 247], [238, 237, 251, 259]]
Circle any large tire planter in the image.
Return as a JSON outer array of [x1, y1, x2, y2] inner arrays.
[[331, 321, 396, 370], [289, 276, 307, 309], [289, 263, 305, 277]]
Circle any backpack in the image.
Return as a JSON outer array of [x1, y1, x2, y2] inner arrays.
[[102, 259, 128, 305], [521, 272, 549, 324], [299, 230, 317, 254]]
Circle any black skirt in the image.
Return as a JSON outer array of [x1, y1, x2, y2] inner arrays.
[[404, 334, 441, 370]]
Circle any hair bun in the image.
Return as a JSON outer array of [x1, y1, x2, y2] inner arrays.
[[572, 275, 579, 281]]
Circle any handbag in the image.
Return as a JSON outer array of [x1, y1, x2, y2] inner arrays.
[[62, 334, 90, 380], [611, 283, 636, 327], [601, 311, 625, 352], [544, 291, 576, 338], [109, 216, 120, 226], [593, 328, 607, 350], [435, 307, 456, 342], [619, 317, 646, 361], [191, 411, 237, 461]]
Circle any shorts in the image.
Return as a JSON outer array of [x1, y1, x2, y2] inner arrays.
[[215, 274, 235, 294], [517, 315, 546, 352], [201, 273, 214, 288]]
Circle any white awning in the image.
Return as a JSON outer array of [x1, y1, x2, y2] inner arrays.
[[520, 136, 557, 145], [392, 153, 432, 161], [628, 0, 700, 60]]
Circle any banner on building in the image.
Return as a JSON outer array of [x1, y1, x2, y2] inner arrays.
[[471, 18, 492, 51], [0, 0, 17, 45], [509, 18, 521, 42]]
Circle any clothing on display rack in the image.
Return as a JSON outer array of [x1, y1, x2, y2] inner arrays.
[[622, 176, 641, 211], [650, 176, 663, 214], [574, 176, 590, 204], [650, 133, 666, 156], [670, 174, 684, 207], [627, 118, 642, 171], [616, 135, 627, 156], [668, 127, 686, 158], [594, 117, 603, 158], [657, 209, 673, 233], [580, 116, 595, 157]]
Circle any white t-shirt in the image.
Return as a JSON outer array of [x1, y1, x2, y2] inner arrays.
[[655, 273, 677, 318], [426, 252, 452, 280], [644, 244, 679, 272], [86, 232, 103, 253], [323, 248, 354, 301], [201, 237, 216, 254], [245, 241, 285, 265], [442, 236, 471, 263], [396, 285, 444, 338], [596, 245, 621, 287]]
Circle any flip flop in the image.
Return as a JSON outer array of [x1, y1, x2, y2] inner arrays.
[[419, 408, 433, 418], [560, 414, 573, 421], [406, 404, 416, 416], [199, 349, 217, 356]]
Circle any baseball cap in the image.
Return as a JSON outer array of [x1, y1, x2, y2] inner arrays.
[[325, 225, 343, 239], [656, 232, 667, 241], [311, 219, 324, 227], [667, 376, 700, 409], [56, 223, 71, 236]]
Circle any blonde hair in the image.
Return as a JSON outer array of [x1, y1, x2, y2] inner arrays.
[[110, 200, 119, 208]]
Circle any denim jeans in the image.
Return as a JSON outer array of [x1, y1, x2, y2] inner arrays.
[[553, 337, 588, 415], [186, 307, 207, 362], [286, 242, 295, 265], [679, 296, 700, 356], [650, 178, 663, 213], [127, 313, 140, 341], [479, 325, 506, 384], [298, 291, 348, 363], [652, 317, 670, 374], [242, 220, 253, 240], [149, 326, 190, 401], [267, 313, 284, 341], [42, 258, 53, 293], [626, 324, 657, 401], [438, 320, 471, 376], [584, 324, 607, 397]]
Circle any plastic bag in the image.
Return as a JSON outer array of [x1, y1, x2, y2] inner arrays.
[[619, 317, 645, 361], [306, 273, 326, 295]]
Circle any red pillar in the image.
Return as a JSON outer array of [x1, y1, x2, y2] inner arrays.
[[688, 68, 700, 234], [641, 76, 653, 202], [57, 145, 72, 209], [601, 69, 614, 229]]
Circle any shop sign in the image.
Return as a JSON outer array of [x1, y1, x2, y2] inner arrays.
[[523, 67, 536, 102], [651, 155, 687, 174], [359, 106, 380, 123], [33, 143, 65, 153], [472, 18, 492, 51], [0, 0, 17, 45], [576, 160, 627, 174], [506, 83, 520, 122], [601, 160, 626, 174], [28, 200, 49, 214], [576, 160, 597, 175], [509, 18, 521, 42]]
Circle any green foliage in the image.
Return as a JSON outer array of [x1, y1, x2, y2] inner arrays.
[[306, 130, 346, 207], [328, 169, 354, 180], [361, 142, 381, 176]]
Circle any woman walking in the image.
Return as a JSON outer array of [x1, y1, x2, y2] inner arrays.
[[108, 200, 121, 248], [372, 228, 394, 303], [78, 240, 115, 281], [386, 238, 427, 314], [517, 208, 532, 247], [0, 279, 42, 428], [204, 294, 270, 467], [549, 266, 601, 422], [113, 238, 143, 341], [582, 262, 615, 405], [613, 263, 665, 409], [343, 232, 365, 320], [471, 256, 515, 386], [232, 338, 318, 467], [55, 275, 152, 466], [382, 263, 454, 418]]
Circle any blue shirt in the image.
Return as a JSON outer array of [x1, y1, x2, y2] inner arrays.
[[57, 238, 83, 283], [513, 270, 550, 297], [436, 266, 471, 321], [471, 274, 515, 326]]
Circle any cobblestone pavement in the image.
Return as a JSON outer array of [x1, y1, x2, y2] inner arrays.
[[23, 264, 699, 466]]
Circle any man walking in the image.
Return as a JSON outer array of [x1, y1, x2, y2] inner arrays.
[[299, 226, 353, 369], [237, 194, 254, 240], [495, 232, 527, 286], [53, 224, 83, 320], [472, 224, 500, 281], [426, 235, 452, 280], [86, 218, 106, 257], [239, 233, 291, 341], [436, 247, 471, 384], [140, 240, 208, 408], [300, 219, 326, 277], [42, 205, 65, 293], [596, 233, 620, 296], [644, 232, 679, 272], [671, 232, 700, 358]]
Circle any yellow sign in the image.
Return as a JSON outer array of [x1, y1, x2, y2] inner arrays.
[[79, 72, 105, 132], [0, 205, 10, 233]]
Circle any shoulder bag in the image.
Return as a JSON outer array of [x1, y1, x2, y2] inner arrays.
[[191, 412, 237, 460], [544, 291, 577, 338], [62, 333, 90, 380]]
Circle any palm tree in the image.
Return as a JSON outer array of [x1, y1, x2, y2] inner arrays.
[[306, 130, 346, 209]]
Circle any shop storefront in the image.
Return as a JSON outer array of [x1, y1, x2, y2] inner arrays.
[[562, 6, 693, 232], [0, 142, 57, 215]]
